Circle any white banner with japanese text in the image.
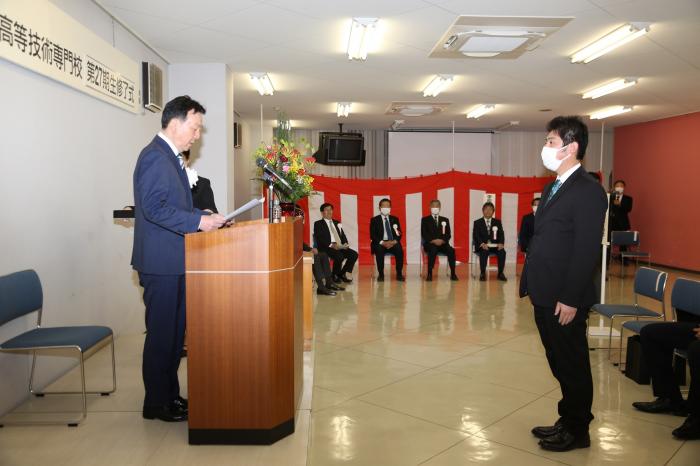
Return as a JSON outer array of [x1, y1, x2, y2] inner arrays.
[[0, 0, 141, 113]]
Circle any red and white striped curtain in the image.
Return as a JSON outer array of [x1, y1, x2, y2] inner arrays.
[[287, 171, 552, 265]]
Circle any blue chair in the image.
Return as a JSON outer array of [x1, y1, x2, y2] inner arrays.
[[619, 277, 700, 370], [610, 231, 650, 277], [590, 267, 668, 362], [419, 240, 450, 278], [371, 250, 396, 279], [0, 270, 116, 427], [470, 246, 500, 279]]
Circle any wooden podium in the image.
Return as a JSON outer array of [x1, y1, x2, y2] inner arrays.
[[184, 217, 304, 445]]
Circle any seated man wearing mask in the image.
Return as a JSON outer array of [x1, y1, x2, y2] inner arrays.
[[370, 198, 404, 282], [473, 202, 507, 282], [421, 199, 458, 281]]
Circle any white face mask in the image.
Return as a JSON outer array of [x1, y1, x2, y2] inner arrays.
[[532, 205, 538, 213], [430, 207, 440, 216], [614, 187, 624, 194], [380, 207, 391, 216], [541, 144, 570, 171]]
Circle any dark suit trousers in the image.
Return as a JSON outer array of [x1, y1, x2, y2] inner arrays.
[[139, 273, 186, 408], [313, 251, 333, 288], [325, 247, 358, 276], [372, 242, 403, 275], [640, 322, 700, 415], [424, 243, 456, 272], [534, 305, 594, 435], [477, 247, 506, 274]]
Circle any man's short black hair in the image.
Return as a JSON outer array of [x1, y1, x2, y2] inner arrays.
[[532, 197, 541, 206], [320, 202, 333, 212], [614, 179, 626, 187], [430, 199, 441, 206], [379, 198, 391, 206], [482, 202, 495, 211], [161, 95, 206, 129], [546, 115, 588, 160]]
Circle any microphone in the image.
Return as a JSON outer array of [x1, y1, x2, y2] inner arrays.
[[256, 158, 292, 191]]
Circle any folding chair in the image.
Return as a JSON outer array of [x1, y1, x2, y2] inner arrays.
[[419, 241, 450, 278], [610, 231, 650, 277], [590, 267, 668, 363], [0, 270, 116, 427], [618, 277, 700, 371], [470, 245, 499, 279]]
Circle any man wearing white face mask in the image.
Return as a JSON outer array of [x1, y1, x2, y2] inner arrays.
[[518, 197, 540, 254], [608, 179, 633, 245], [519, 116, 607, 452], [370, 198, 404, 281], [421, 199, 458, 281]]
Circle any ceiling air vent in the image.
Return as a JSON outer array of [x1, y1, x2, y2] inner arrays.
[[385, 101, 451, 117], [430, 16, 572, 59]]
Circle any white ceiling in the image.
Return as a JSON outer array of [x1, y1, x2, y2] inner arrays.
[[100, 0, 700, 130]]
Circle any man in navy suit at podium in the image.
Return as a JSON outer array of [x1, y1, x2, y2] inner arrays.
[[132, 96, 226, 422]]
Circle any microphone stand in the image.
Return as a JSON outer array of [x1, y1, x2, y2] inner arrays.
[[263, 173, 275, 224]]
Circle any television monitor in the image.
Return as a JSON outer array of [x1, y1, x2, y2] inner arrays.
[[314, 132, 366, 166]]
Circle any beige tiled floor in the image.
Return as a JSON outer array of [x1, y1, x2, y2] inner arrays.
[[2, 264, 699, 465], [307, 264, 700, 466]]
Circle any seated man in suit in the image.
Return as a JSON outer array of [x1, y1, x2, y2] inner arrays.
[[302, 242, 344, 296], [421, 199, 458, 281], [182, 150, 218, 213], [518, 197, 540, 254], [632, 312, 700, 440], [370, 198, 404, 282], [313, 203, 358, 283], [473, 202, 507, 282]]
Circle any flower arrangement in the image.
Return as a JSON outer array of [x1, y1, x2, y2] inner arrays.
[[254, 138, 316, 203]]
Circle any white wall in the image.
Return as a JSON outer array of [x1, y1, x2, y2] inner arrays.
[[387, 132, 493, 178], [233, 116, 274, 221], [0, 0, 167, 416], [492, 130, 614, 184], [169, 63, 233, 214]]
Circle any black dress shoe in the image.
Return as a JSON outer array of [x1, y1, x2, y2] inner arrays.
[[171, 396, 188, 412], [532, 419, 564, 439], [632, 398, 687, 416], [672, 415, 700, 440], [450, 274, 459, 281], [426, 273, 433, 282], [396, 274, 405, 282], [539, 430, 590, 452], [143, 405, 188, 422], [317, 288, 337, 296], [328, 283, 345, 291], [498, 273, 508, 281], [479, 274, 486, 281], [332, 275, 342, 284], [377, 274, 384, 282], [339, 275, 353, 283]]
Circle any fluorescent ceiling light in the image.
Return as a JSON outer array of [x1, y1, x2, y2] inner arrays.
[[337, 102, 352, 117], [571, 23, 650, 64], [249, 72, 274, 96], [422, 75, 454, 97], [582, 78, 638, 99], [466, 104, 495, 119], [590, 105, 633, 120], [347, 17, 379, 60]]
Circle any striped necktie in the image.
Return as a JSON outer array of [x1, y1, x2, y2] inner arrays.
[[176, 153, 185, 170], [545, 179, 562, 204]]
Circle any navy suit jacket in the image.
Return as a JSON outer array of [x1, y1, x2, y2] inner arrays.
[[131, 136, 204, 275], [520, 166, 607, 309]]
